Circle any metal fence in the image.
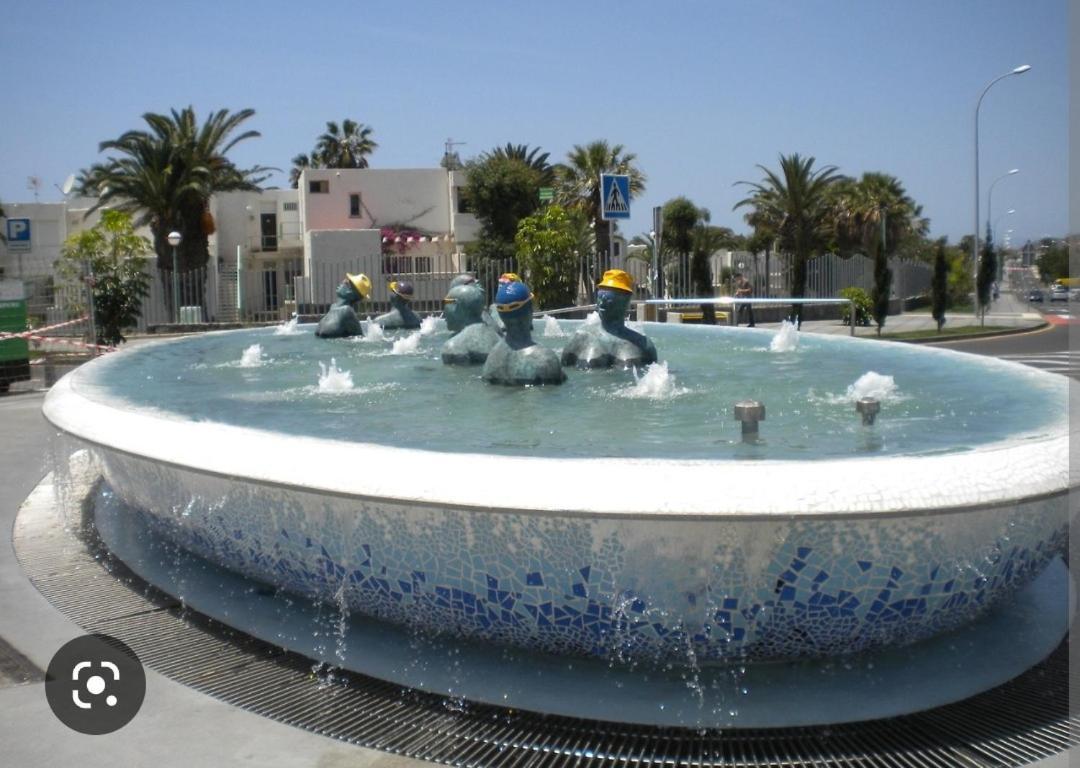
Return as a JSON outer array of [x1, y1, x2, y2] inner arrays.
[[21, 249, 934, 344]]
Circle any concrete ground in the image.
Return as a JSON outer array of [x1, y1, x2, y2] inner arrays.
[[0, 295, 1069, 766]]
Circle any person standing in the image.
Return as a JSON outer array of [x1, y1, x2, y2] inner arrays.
[[734, 272, 755, 327]]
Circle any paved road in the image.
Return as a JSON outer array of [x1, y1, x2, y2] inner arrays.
[[937, 310, 1078, 379]]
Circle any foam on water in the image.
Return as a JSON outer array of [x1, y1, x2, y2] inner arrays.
[[391, 332, 422, 355], [619, 361, 689, 400], [273, 317, 302, 336], [317, 359, 354, 392], [420, 316, 440, 336], [362, 319, 386, 343], [543, 315, 565, 337], [769, 321, 799, 353], [585, 311, 600, 326], [239, 344, 264, 368], [847, 371, 899, 401]]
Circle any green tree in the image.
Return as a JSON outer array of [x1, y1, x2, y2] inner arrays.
[[931, 238, 948, 332], [1036, 238, 1069, 283], [290, 119, 378, 188], [554, 140, 646, 258], [735, 153, 842, 325], [514, 204, 583, 310], [77, 107, 269, 311], [56, 210, 151, 345], [487, 144, 555, 186], [831, 172, 927, 334], [464, 151, 546, 270], [976, 224, 997, 322]]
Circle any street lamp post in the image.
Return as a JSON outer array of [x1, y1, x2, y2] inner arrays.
[[974, 65, 1030, 316], [987, 168, 1018, 235], [167, 230, 182, 324], [993, 209, 1016, 242]]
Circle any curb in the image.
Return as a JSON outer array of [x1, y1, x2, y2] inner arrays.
[[877, 322, 1049, 345]]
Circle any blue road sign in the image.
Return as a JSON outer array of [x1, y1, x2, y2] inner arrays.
[[600, 174, 630, 220], [6, 219, 31, 252]]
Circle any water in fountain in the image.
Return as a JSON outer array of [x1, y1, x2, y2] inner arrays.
[[419, 316, 440, 336], [391, 332, 422, 355], [361, 318, 386, 343], [317, 359, 353, 392], [238, 344, 263, 367], [273, 316, 302, 336], [620, 361, 689, 400], [585, 311, 600, 325], [769, 320, 799, 353], [846, 371, 898, 401], [543, 315, 565, 337]]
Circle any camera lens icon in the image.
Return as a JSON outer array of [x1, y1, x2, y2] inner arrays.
[[46, 634, 145, 734]]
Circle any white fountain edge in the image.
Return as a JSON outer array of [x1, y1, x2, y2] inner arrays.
[[44, 368, 1070, 519]]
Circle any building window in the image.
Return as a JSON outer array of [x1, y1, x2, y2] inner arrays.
[[282, 202, 298, 211], [309, 179, 329, 194], [349, 193, 361, 218], [455, 189, 472, 214]]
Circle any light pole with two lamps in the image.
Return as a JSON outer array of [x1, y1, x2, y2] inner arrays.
[[167, 230, 182, 324], [973, 64, 1030, 317]]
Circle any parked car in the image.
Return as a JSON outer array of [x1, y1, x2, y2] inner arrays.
[[1050, 285, 1070, 302], [1028, 289, 1044, 303]]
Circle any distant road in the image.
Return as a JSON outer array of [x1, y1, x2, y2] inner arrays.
[[933, 311, 1077, 379]]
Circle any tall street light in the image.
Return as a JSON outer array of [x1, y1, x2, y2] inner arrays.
[[993, 208, 1016, 241], [987, 168, 1019, 235], [974, 64, 1030, 316], [167, 230, 182, 324]]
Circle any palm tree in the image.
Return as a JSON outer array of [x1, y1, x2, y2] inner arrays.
[[486, 144, 555, 187], [734, 153, 842, 325], [315, 120, 377, 169], [554, 140, 646, 259], [289, 152, 319, 189], [78, 107, 269, 310], [831, 172, 928, 332]]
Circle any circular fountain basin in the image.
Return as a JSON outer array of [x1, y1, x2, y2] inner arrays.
[[43, 322, 1072, 664]]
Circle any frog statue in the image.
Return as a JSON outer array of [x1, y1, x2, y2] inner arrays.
[[315, 272, 371, 338], [373, 280, 421, 330], [560, 269, 657, 368], [441, 280, 500, 365], [481, 280, 566, 386]]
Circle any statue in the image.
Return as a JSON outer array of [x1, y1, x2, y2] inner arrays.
[[487, 272, 522, 334], [561, 269, 657, 368], [373, 281, 421, 330], [441, 281, 500, 365], [315, 272, 371, 338], [482, 280, 566, 386]]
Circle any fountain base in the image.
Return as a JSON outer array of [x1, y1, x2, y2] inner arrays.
[[90, 478, 1073, 729]]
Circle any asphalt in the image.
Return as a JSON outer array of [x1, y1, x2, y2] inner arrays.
[[0, 294, 1070, 767]]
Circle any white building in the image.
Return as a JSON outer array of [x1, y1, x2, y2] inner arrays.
[[1, 168, 482, 323]]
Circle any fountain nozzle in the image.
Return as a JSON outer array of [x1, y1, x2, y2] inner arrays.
[[734, 400, 765, 440], [856, 397, 881, 426]]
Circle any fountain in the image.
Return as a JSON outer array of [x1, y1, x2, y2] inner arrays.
[[40, 317, 1073, 727]]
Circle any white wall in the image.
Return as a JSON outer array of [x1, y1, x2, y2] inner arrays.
[[212, 189, 301, 265]]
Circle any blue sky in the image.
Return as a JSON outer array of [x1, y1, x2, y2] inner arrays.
[[1, 0, 1068, 246]]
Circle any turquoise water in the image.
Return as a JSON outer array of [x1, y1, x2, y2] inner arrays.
[[70, 321, 1066, 460]]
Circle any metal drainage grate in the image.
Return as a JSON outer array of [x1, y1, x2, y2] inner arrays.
[[14, 482, 1078, 768]]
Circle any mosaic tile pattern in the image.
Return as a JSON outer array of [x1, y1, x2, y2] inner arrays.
[[99, 449, 1069, 664]]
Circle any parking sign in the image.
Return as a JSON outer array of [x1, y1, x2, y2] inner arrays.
[[6, 219, 31, 252]]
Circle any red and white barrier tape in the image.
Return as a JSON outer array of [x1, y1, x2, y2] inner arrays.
[[0, 315, 89, 340], [19, 334, 114, 353]]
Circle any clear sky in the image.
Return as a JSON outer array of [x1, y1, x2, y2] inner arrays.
[[1, 0, 1069, 246]]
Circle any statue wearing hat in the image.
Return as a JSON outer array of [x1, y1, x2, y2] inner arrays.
[[441, 280, 500, 365], [486, 272, 523, 335], [561, 269, 657, 368], [315, 272, 371, 338], [373, 281, 421, 330], [482, 281, 566, 386]]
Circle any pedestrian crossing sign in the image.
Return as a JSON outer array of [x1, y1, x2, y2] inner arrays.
[[600, 174, 630, 220]]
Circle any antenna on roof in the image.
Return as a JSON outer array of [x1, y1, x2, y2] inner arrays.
[[60, 174, 76, 197], [442, 138, 466, 171], [27, 176, 41, 202]]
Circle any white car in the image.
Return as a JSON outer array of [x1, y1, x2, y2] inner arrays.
[[1050, 285, 1070, 302]]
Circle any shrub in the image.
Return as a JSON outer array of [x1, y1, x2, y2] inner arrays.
[[838, 286, 872, 326]]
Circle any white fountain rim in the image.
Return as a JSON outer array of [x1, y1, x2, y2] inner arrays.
[[44, 372, 1070, 519]]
